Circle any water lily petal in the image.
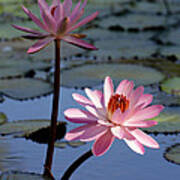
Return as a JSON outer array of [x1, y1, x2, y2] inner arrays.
[[22, 6, 48, 31], [70, 0, 82, 24], [72, 93, 93, 106], [128, 105, 164, 122], [38, 0, 49, 11], [68, 11, 98, 32], [12, 24, 41, 34], [136, 94, 153, 108], [27, 37, 54, 54], [80, 124, 108, 142], [124, 138, 145, 155], [92, 130, 114, 156], [129, 129, 159, 148], [62, 36, 97, 50], [111, 126, 125, 139], [64, 108, 98, 123], [65, 123, 96, 141], [85, 88, 104, 109], [129, 86, 144, 108], [116, 80, 129, 95], [104, 76, 114, 108], [54, 4, 64, 22], [63, 0, 72, 16], [124, 120, 157, 128]]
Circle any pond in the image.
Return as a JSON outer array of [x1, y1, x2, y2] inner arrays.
[[0, 0, 180, 179]]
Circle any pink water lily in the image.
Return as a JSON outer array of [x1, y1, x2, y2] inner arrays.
[[65, 77, 164, 156], [12, 0, 98, 53]]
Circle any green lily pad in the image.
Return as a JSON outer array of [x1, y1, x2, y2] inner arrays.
[[0, 59, 51, 79], [161, 77, 180, 96], [0, 78, 53, 100], [0, 112, 7, 125], [0, 119, 51, 136], [164, 144, 180, 165], [99, 13, 177, 30], [24, 122, 66, 144], [60, 63, 165, 88], [143, 107, 180, 134], [0, 171, 50, 180], [55, 141, 86, 149]]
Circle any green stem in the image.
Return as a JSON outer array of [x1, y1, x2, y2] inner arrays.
[[43, 39, 61, 179], [61, 150, 93, 180]]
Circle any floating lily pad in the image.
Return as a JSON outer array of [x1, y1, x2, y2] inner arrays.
[[164, 144, 180, 165], [161, 77, 180, 96], [55, 141, 86, 149], [60, 63, 165, 88], [0, 112, 7, 125], [0, 119, 51, 136], [100, 13, 177, 30], [143, 107, 180, 134], [0, 78, 53, 100], [0, 171, 50, 180], [0, 59, 51, 79], [24, 122, 67, 144], [91, 37, 158, 59]]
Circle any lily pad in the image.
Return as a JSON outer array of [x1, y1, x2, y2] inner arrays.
[[0, 119, 51, 136], [60, 63, 165, 88], [164, 144, 180, 165], [0, 112, 7, 125], [55, 141, 86, 149], [0, 78, 53, 100], [0, 171, 50, 180], [24, 122, 67, 144], [161, 77, 180, 96], [143, 107, 180, 134], [0, 59, 51, 79]]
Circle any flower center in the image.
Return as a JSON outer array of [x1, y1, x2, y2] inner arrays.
[[107, 94, 129, 119]]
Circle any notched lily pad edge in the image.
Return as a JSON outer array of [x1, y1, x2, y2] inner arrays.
[[163, 143, 180, 165], [0, 77, 53, 101]]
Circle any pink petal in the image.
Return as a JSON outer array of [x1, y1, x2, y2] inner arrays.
[[62, 36, 97, 50], [22, 6, 48, 31], [85, 88, 103, 109], [38, 0, 49, 11], [27, 37, 54, 54], [72, 93, 93, 106], [54, 4, 64, 22], [85, 105, 99, 118], [92, 130, 114, 156], [129, 86, 144, 108], [115, 80, 129, 95], [129, 129, 159, 149], [63, 0, 72, 16], [124, 138, 145, 155], [111, 126, 125, 139], [111, 109, 130, 125], [69, 0, 82, 25], [123, 81, 134, 99], [127, 105, 164, 122], [64, 108, 98, 123], [80, 125, 108, 142], [12, 24, 41, 34], [67, 11, 99, 32], [123, 120, 157, 128], [104, 76, 114, 108], [65, 123, 95, 141], [136, 94, 153, 108], [40, 8, 57, 33]]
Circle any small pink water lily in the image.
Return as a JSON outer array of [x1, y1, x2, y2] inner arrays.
[[65, 77, 164, 156], [12, 0, 98, 53]]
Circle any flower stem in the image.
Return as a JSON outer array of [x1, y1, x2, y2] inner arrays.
[[43, 39, 61, 179], [61, 150, 93, 180]]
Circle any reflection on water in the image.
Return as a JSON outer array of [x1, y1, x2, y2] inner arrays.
[[0, 88, 179, 179]]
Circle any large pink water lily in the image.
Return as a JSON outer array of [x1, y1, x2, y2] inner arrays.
[[12, 0, 98, 53], [65, 77, 164, 156]]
